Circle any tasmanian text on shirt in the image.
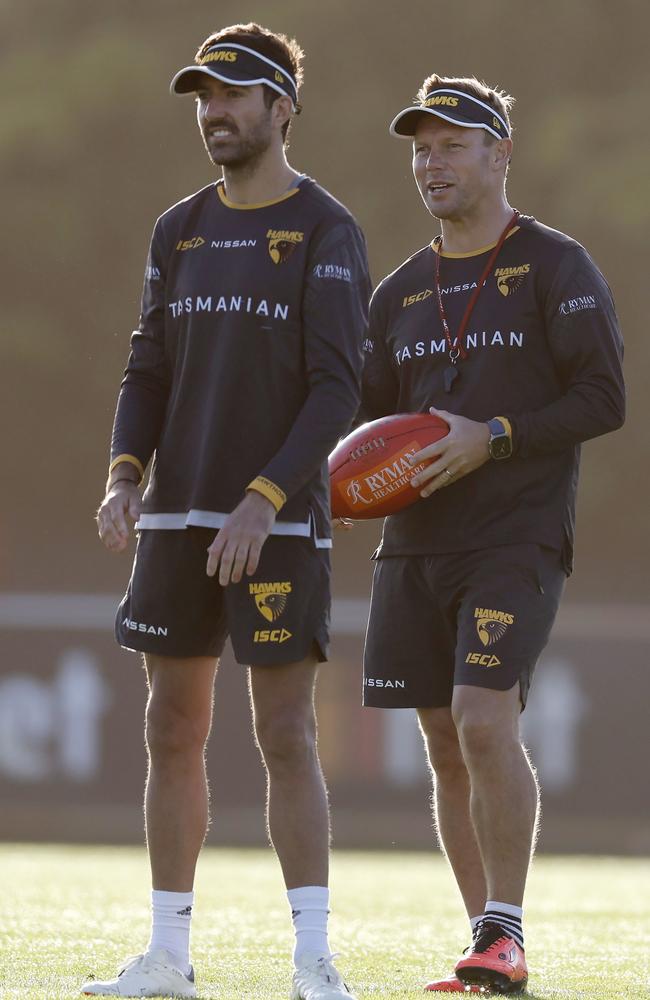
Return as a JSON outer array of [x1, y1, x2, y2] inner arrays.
[[394, 329, 525, 365], [168, 294, 290, 320]]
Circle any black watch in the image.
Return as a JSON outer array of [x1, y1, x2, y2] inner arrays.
[[487, 417, 512, 460]]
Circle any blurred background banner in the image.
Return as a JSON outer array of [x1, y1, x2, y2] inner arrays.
[[1, 0, 648, 851], [0, 596, 648, 852]]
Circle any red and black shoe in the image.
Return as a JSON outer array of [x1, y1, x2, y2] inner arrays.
[[424, 972, 484, 992], [455, 920, 527, 995]]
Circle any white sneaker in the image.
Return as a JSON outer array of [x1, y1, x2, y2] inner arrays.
[[290, 953, 357, 1000], [80, 948, 197, 997]]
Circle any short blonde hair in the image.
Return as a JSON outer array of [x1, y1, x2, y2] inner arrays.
[[417, 74, 514, 136]]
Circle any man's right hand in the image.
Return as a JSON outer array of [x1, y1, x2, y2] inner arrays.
[[96, 481, 142, 552]]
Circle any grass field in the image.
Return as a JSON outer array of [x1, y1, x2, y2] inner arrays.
[[1, 845, 648, 999]]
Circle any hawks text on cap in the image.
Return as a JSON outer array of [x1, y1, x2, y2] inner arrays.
[[171, 42, 299, 108], [390, 88, 511, 140]]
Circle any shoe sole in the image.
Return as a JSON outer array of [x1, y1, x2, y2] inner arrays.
[[457, 968, 528, 995]]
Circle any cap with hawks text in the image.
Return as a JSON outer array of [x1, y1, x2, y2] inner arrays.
[[171, 42, 298, 108], [390, 88, 510, 140]]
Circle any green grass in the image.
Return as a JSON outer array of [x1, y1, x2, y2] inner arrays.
[[1, 846, 648, 998]]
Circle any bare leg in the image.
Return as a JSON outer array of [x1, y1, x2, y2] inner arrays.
[[144, 654, 217, 890], [418, 706, 487, 919], [452, 684, 539, 905], [249, 655, 329, 888]]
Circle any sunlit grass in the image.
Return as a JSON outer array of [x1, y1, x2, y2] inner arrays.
[[1, 846, 648, 998]]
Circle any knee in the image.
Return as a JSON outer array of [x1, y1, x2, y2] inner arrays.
[[420, 715, 466, 780], [451, 683, 522, 760], [255, 711, 317, 771], [452, 706, 503, 762], [145, 698, 210, 762]]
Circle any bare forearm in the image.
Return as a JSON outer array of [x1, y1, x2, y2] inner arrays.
[[106, 458, 142, 493]]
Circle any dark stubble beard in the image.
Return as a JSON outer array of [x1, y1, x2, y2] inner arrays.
[[203, 111, 274, 176]]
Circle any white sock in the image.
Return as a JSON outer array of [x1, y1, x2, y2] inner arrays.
[[287, 885, 330, 966], [147, 889, 194, 975], [484, 899, 524, 949], [470, 914, 483, 933]]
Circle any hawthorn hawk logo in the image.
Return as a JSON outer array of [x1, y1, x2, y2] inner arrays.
[[267, 228, 304, 264], [495, 263, 531, 297], [474, 607, 515, 646], [249, 581, 292, 621]]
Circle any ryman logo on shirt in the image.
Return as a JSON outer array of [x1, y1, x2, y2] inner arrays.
[[559, 295, 598, 315]]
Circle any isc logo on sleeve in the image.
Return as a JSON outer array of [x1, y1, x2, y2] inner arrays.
[[176, 236, 205, 252]]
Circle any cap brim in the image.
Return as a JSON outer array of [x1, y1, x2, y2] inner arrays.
[[170, 64, 270, 95], [389, 105, 501, 139]]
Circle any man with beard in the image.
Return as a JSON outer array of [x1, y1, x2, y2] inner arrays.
[[88, 22, 369, 1000], [361, 74, 624, 993]]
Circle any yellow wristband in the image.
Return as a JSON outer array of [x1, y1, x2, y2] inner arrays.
[[109, 453, 145, 483], [246, 476, 287, 513], [494, 416, 512, 440]]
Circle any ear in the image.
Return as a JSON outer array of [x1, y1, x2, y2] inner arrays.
[[271, 94, 293, 134], [492, 137, 513, 173]]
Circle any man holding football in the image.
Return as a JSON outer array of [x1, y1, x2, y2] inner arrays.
[[361, 74, 624, 993], [91, 21, 369, 1000]]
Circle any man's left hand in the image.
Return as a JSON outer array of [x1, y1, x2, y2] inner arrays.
[[206, 491, 277, 585], [409, 407, 490, 497]]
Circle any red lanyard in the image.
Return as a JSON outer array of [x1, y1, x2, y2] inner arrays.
[[433, 210, 519, 390]]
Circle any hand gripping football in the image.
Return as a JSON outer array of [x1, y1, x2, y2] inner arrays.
[[329, 412, 449, 520]]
